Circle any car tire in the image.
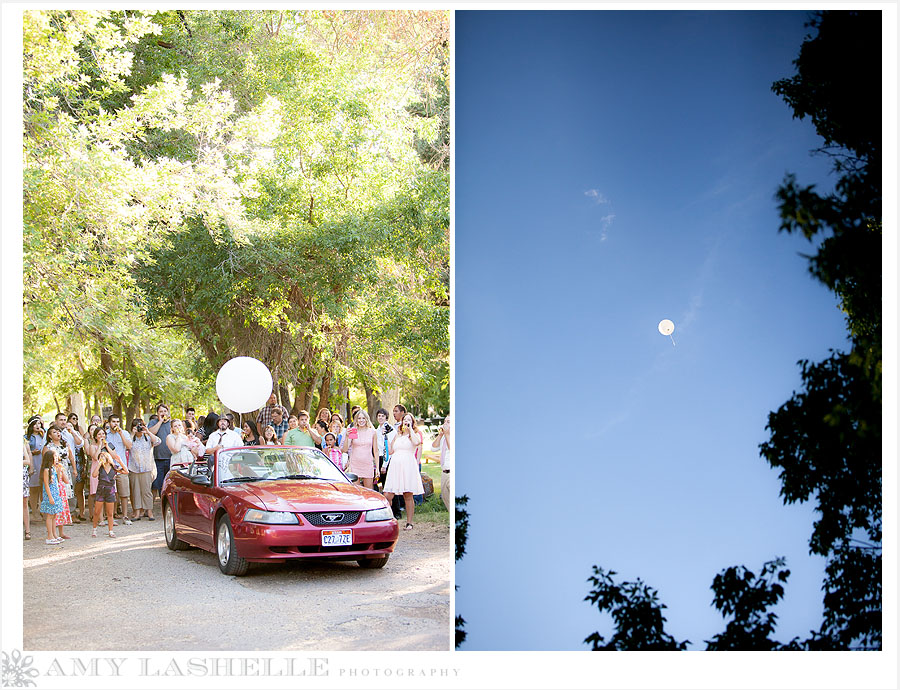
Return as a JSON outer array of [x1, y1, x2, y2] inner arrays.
[[163, 501, 190, 551], [357, 554, 390, 569], [216, 515, 249, 576]]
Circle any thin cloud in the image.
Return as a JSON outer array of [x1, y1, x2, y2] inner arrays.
[[679, 232, 721, 332], [599, 213, 616, 242], [584, 189, 615, 241], [585, 189, 609, 204]]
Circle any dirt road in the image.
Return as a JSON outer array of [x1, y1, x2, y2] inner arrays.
[[23, 513, 450, 651]]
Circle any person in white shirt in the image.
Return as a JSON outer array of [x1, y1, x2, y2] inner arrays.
[[432, 415, 452, 511], [204, 416, 244, 455]]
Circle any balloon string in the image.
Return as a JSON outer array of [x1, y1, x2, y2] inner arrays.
[[669, 334, 676, 347]]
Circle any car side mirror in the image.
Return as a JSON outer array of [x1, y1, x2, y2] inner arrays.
[[344, 472, 358, 482], [191, 475, 211, 486]]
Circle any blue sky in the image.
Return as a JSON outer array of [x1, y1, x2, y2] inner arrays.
[[455, 10, 858, 651]]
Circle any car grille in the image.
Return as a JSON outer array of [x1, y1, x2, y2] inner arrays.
[[269, 541, 394, 555], [302, 511, 361, 526]]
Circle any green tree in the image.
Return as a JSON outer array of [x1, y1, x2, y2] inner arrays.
[[23, 10, 449, 419], [126, 12, 449, 414], [23, 10, 241, 415], [585, 10, 881, 651]]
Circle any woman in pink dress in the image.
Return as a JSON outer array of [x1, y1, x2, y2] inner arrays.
[[342, 409, 378, 489]]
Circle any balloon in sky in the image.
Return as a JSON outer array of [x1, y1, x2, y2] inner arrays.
[[658, 319, 676, 347], [215, 356, 273, 413]]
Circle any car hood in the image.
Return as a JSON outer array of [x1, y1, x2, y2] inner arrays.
[[232, 479, 388, 512]]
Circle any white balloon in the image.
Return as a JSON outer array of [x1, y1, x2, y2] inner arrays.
[[658, 319, 675, 336], [215, 357, 273, 413]]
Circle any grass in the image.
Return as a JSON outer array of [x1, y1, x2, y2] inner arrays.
[[405, 458, 448, 525]]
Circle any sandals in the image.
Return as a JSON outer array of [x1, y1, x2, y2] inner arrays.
[[108, 532, 116, 538], [91, 528, 97, 538], [59, 534, 71, 540], [24, 532, 31, 540], [404, 523, 414, 531]]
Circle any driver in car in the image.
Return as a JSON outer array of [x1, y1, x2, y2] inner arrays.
[[204, 415, 244, 455]]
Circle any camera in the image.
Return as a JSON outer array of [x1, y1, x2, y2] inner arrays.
[[383, 423, 393, 433]]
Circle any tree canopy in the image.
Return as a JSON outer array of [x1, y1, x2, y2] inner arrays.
[[23, 10, 449, 421]]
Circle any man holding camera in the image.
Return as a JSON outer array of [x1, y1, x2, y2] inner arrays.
[[105, 414, 133, 524], [128, 418, 160, 520], [149, 403, 172, 501]]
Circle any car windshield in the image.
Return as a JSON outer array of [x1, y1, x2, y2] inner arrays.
[[218, 447, 348, 483]]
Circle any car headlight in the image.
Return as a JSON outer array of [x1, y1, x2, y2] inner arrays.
[[365, 506, 394, 522], [243, 509, 299, 524]]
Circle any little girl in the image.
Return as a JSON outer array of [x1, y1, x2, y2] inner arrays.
[[92, 451, 125, 538], [39, 447, 68, 545], [322, 433, 343, 469]]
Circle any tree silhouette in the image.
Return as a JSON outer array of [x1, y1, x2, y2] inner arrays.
[[586, 10, 881, 650], [584, 567, 688, 650], [455, 495, 469, 648], [705, 558, 793, 650], [762, 8, 881, 650]]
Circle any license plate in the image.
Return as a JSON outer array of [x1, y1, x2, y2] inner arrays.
[[321, 529, 352, 546]]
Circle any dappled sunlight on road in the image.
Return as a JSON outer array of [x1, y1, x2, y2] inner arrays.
[[23, 529, 165, 569]]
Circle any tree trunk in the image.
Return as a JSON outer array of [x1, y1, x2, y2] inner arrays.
[[337, 384, 350, 419], [98, 344, 119, 415], [364, 383, 382, 418], [113, 394, 124, 420], [316, 368, 332, 413], [67, 392, 85, 424], [292, 385, 311, 415], [278, 383, 292, 411], [93, 392, 101, 420], [380, 388, 401, 416], [185, 315, 224, 370], [128, 387, 142, 424], [291, 368, 320, 415]]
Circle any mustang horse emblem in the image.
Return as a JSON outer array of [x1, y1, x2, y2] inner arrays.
[[322, 513, 344, 523]]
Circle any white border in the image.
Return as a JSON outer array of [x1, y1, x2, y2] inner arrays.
[[3, 3, 898, 689]]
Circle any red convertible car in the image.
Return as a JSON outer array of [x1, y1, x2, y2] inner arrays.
[[161, 445, 399, 575]]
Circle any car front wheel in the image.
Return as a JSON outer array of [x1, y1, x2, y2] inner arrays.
[[216, 515, 249, 576], [163, 501, 190, 551], [357, 554, 390, 569]]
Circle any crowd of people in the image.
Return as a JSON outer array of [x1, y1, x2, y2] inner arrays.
[[23, 396, 452, 543]]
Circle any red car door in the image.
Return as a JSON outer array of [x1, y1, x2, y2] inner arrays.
[[177, 457, 217, 550]]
